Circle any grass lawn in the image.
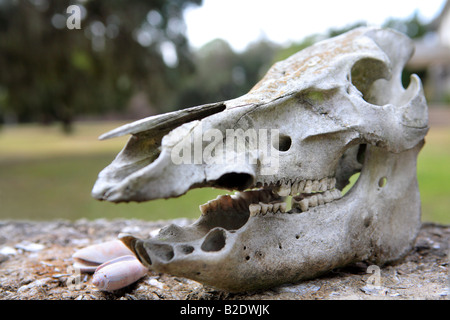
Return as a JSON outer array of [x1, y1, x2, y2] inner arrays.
[[0, 121, 448, 224], [0, 122, 227, 221], [416, 126, 450, 224]]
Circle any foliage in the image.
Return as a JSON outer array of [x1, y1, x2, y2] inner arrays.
[[382, 11, 429, 39], [0, 0, 202, 132], [176, 39, 279, 107], [273, 34, 321, 63], [0, 2, 436, 133]]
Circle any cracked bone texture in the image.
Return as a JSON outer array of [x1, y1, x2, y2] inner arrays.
[[92, 27, 429, 292]]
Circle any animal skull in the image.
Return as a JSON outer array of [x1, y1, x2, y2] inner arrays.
[[91, 27, 428, 292]]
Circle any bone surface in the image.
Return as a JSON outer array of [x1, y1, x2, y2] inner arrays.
[[90, 27, 429, 292]]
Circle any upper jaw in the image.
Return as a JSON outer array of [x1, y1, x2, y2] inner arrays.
[[91, 119, 345, 204], [91, 145, 341, 207]]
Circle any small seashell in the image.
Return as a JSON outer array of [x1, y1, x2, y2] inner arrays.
[[92, 255, 148, 291], [72, 240, 134, 273]]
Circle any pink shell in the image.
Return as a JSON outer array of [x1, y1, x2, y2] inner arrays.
[[72, 240, 134, 273], [92, 255, 148, 291]]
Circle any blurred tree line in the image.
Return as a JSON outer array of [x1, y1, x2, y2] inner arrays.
[[0, 1, 430, 133], [0, 0, 203, 133]]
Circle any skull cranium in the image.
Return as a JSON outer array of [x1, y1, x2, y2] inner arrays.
[[91, 27, 428, 292]]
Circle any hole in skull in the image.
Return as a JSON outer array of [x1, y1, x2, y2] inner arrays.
[[179, 245, 194, 255], [364, 215, 372, 228], [273, 134, 292, 152], [336, 144, 365, 192], [378, 177, 387, 188], [135, 240, 152, 266], [147, 243, 174, 262], [357, 144, 366, 164], [215, 173, 254, 191], [201, 228, 227, 252], [342, 172, 360, 196], [350, 58, 390, 105]]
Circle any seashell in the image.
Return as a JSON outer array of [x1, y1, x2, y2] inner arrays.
[[72, 240, 134, 273], [92, 255, 148, 291]]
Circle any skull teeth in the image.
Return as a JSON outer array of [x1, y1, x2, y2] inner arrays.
[[271, 177, 336, 197], [200, 177, 341, 218], [249, 201, 287, 217], [248, 188, 342, 217], [291, 189, 342, 213], [200, 189, 282, 216]]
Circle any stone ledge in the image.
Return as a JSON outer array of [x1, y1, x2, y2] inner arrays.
[[0, 219, 448, 300]]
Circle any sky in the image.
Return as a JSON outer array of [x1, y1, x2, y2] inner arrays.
[[184, 0, 447, 52]]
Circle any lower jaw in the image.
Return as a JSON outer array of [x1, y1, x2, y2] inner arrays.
[[123, 183, 366, 292]]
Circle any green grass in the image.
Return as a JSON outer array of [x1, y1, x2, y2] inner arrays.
[[416, 127, 450, 224], [0, 122, 448, 224], [0, 122, 228, 221], [338, 127, 450, 225], [0, 153, 227, 221]]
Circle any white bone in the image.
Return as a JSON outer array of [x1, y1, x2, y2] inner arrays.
[[90, 27, 428, 292]]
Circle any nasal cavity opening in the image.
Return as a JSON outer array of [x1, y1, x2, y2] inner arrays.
[[215, 173, 254, 191], [201, 228, 227, 252]]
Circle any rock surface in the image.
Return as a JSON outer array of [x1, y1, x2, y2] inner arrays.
[[0, 219, 448, 300]]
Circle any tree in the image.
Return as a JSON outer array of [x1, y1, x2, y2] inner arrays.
[[176, 38, 279, 108], [0, 0, 202, 132], [382, 11, 428, 39]]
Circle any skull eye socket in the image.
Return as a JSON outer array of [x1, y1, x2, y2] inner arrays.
[[350, 58, 390, 105], [273, 134, 292, 152]]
